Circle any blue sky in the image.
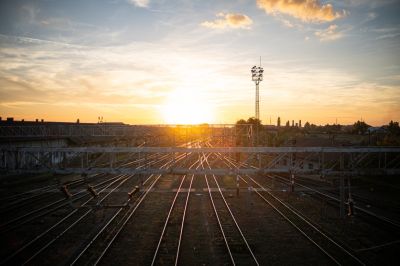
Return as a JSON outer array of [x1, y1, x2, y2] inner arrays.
[[0, 0, 399, 125]]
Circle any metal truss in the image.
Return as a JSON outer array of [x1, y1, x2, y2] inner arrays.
[[1, 146, 399, 176], [0, 124, 253, 147]]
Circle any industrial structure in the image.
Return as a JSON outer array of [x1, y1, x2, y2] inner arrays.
[[1, 121, 400, 265], [2, 120, 400, 221], [2, 146, 399, 176]]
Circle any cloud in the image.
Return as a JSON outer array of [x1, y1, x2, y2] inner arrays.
[[263, 65, 400, 125], [281, 19, 294, 28], [256, 0, 345, 22], [128, 0, 149, 8], [315, 24, 343, 41], [344, 0, 395, 8], [0, 33, 246, 123], [201, 12, 253, 29]]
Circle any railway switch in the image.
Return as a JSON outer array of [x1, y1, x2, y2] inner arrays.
[[60, 185, 72, 199], [87, 185, 99, 197], [236, 175, 240, 197], [128, 185, 140, 198], [347, 197, 354, 216], [290, 174, 295, 192]]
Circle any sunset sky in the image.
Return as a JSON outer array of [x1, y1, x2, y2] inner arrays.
[[0, 0, 399, 126]]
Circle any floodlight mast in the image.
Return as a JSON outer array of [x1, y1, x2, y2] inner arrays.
[[251, 59, 263, 121]]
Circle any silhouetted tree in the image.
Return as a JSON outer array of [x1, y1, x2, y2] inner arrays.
[[304, 121, 310, 129], [246, 117, 262, 129], [236, 119, 247, 125], [387, 120, 400, 135], [352, 120, 370, 134], [235, 117, 261, 143], [277, 117, 281, 127]]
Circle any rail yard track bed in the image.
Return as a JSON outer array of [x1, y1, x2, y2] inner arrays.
[[1, 150, 399, 265]]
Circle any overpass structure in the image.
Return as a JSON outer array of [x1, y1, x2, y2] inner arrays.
[[0, 124, 254, 147], [1, 146, 399, 176]]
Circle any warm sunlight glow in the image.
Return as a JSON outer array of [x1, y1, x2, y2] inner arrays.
[[162, 88, 215, 124]]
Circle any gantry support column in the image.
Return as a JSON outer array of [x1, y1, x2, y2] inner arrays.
[[339, 153, 345, 219]]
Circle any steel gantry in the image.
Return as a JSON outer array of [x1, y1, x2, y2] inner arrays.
[[0, 124, 254, 147], [1, 146, 399, 176]]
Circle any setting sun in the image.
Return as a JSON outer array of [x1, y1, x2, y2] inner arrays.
[[162, 88, 215, 124]]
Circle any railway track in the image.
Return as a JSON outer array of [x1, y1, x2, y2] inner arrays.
[[92, 158, 199, 265], [67, 152, 196, 265], [203, 152, 260, 266], [0, 152, 184, 265], [220, 151, 400, 231], [0, 147, 167, 217], [0, 151, 171, 229], [150, 159, 200, 265], [0, 176, 87, 212], [269, 173, 400, 229], [1, 140, 397, 265], [216, 152, 365, 265]]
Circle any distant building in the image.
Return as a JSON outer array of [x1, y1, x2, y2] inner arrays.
[[367, 126, 386, 134]]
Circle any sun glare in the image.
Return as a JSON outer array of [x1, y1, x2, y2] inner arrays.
[[162, 88, 214, 124]]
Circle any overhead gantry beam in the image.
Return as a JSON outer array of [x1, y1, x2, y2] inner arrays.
[[1, 146, 400, 153], [6, 167, 399, 177], [1, 146, 399, 176]]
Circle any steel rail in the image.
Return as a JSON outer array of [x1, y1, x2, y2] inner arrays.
[[150, 157, 200, 266], [222, 152, 400, 230], [173, 145, 206, 266], [268, 173, 400, 229], [0, 152, 171, 234], [0, 175, 104, 214], [92, 148, 203, 265], [203, 154, 259, 266], [68, 153, 189, 266], [0, 174, 124, 233], [202, 154, 236, 266], [218, 153, 365, 266], [1, 152, 175, 264], [1, 173, 130, 265], [174, 173, 195, 266]]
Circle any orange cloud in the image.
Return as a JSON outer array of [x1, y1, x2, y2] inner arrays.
[[315, 24, 343, 41], [201, 12, 253, 29], [256, 0, 345, 22]]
